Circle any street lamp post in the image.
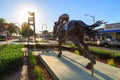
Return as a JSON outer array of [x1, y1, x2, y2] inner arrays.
[[84, 14, 95, 24], [41, 24, 47, 40], [84, 14, 95, 41]]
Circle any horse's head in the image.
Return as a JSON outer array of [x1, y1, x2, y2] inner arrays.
[[53, 21, 59, 37]]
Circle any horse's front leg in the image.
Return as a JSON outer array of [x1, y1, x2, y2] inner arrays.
[[57, 38, 62, 57]]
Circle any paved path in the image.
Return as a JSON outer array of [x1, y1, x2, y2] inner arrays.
[[39, 50, 120, 80]]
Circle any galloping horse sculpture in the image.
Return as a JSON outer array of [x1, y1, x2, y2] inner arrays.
[[53, 14, 103, 69]]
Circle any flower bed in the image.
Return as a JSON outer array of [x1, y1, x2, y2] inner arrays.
[[28, 52, 53, 80]]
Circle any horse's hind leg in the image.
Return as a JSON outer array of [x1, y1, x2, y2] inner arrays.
[[77, 36, 96, 69], [79, 39, 96, 61], [69, 36, 96, 69], [69, 36, 90, 58], [69, 36, 85, 53]]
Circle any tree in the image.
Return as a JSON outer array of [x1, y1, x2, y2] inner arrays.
[[0, 18, 5, 23], [0, 18, 6, 32], [20, 22, 34, 37], [0, 18, 19, 36], [8, 23, 18, 36]]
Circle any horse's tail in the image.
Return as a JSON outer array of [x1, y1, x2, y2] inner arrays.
[[89, 20, 104, 29]]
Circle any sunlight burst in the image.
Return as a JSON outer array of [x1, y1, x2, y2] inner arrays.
[[13, 3, 50, 32]]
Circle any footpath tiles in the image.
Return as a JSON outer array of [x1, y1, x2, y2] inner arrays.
[[39, 50, 120, 80]]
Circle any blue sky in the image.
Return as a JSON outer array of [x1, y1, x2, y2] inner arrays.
[[0, 0, 120, 32]]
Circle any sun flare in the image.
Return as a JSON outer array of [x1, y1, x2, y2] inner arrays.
[[17, 6, 35, 24], [14, 3, 41, 24], [13, 3, 49, 32]]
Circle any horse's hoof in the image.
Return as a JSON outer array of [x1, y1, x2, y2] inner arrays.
[[57, 54, 61, 57], [85, 62, 93, 69]]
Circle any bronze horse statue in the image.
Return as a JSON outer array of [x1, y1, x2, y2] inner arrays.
[[53, 14, 103, 69]]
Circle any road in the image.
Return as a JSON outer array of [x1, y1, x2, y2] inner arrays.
[[0, 39, 119, 52], [0, 39, 17, 45], [64, 40, 120, 52]]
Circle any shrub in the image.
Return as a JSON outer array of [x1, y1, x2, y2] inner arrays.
[[29, 52, 36, 67], [89, 47, 113, 59], [34, 66, 44, 80], [107, 58, 115, 66], [29, 52, 44, 80], [63, 43, 120, 63], [85, 41, 97, 46], [0, 44, 24, 78], [0, 44, 7, 51], [89, 47, 120, 62], [34, 66, 41, 77], [113, 52, 120, 62], [74, 50, 80, 55]]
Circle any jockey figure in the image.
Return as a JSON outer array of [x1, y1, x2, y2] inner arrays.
[[57, 14, 69, 32]]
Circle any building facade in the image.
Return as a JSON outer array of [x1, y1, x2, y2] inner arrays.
[[100, 22, 120, 41]]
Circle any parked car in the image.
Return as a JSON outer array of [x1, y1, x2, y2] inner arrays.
[[97, 39, 120, 47]]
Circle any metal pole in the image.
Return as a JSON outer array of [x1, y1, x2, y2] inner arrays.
[[84, 14, 95, 41], [28, 17, 30, 47], [33, 12, 36, 43], [42, 25, 43, 40], [33, 12, 36, 50], [84, 14, 95, 23], [42, 24, 47, 40], [93, 16, 95, 24], [5, 32, 7, 44]]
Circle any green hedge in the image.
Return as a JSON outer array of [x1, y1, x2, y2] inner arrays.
[[0, 44, 7, 51], [63, 43, 120, 62], [0, 44, 24, 78], [89, 47, 120, 60], [24, 44, 58, 49], [85, 41, 97, 46]]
